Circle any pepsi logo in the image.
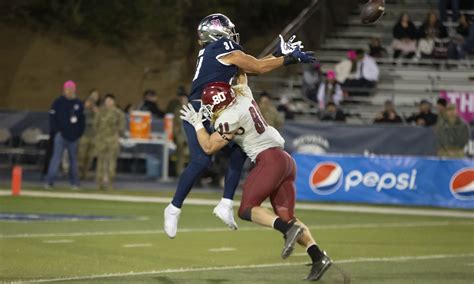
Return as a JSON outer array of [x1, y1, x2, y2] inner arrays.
[[450, 168, 474, 200], [309, 162, 343, 195]]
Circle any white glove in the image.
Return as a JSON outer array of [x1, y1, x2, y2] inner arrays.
[[274, 34, 304, 56], [180, 103, 204, 131]]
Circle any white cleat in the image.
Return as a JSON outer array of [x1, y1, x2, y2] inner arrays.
[[213, 198, 238, 230], [164, 203, 181, 239]]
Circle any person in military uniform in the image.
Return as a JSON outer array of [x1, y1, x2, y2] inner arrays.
[[94, 93, 125, 190], [172, 92, 190, 176], [78, 90, 100, 180], [258, 91, 284, 130]]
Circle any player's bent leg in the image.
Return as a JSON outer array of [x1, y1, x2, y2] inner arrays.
[[294, 219, 332, 281]]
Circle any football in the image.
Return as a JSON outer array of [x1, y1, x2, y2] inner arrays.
[[360, 0, 385, 24]]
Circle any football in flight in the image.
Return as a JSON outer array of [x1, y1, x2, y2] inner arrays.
[[360, 0, 385, 24]]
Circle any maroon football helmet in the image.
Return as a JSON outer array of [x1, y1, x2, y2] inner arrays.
[[201, 82, 236, 120]]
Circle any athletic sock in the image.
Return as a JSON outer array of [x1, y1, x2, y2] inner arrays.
[[307, 244, 325, 263], [272, 217, 293, 234]]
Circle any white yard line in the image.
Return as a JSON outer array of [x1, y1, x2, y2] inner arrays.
[[10, 253, 474, 283], [1, 189, 473, 219], [1, 220, 473, 239], [122, 243, 152, 248], [42, 239, 74, 244], [208, 247, 236, 252]]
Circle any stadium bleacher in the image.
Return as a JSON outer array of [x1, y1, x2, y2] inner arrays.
[[250, 0, 474, 123]]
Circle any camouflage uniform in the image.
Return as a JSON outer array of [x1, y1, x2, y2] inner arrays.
[[173, 106, 189, 175], [259, 103, 284, 130], [94, 106, 125, 189], [78, 108, 96, 179]]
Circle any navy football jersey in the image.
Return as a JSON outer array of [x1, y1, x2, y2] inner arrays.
[[189, 38, 242, 101]]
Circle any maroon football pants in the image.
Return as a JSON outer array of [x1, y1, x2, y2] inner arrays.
[[238, 147, 296, 222]]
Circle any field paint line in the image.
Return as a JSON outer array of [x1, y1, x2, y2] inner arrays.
[[2, 189, 474, 219], [122, 243, 152, 248], [1, 220, 473, 239], [42, 239, 74, 244], [208, 247, 236, 252], [10, 253, 474, 283]]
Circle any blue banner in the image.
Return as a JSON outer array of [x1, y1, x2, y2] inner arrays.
[[294, 153, 474, 209]]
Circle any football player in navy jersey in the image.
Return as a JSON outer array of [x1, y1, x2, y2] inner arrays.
[[164, 13, 316, 239]]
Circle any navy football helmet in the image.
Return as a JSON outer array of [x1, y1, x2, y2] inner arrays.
[[197, 13, 239, 45]]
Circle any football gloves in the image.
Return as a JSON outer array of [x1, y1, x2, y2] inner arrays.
[[284, 47, 317, 66], [180, 103, 204, 131], [273, 34, 304, 57]]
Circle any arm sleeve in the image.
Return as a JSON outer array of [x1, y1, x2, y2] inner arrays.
[[118, 111, 126, 137], [317, 83, 325, 109], [49, 99, 59, 134]]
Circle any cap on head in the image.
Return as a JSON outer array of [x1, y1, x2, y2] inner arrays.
[[327, 70, 336, 80], [347, 50, 357, 60], [63, 80, 76, 92]]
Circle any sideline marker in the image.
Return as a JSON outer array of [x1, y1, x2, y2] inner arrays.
[[12, 166, 22, 196]]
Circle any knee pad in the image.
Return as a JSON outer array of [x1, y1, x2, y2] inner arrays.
[[238, 207, 252, 221]]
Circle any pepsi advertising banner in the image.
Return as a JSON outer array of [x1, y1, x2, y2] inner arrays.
[[294, 153, 474, 209]]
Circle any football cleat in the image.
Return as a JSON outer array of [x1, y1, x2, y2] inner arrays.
[[306, 251, 332, 281], [164, 203, 181, 239], [213, 198, 238, 230], [281, 223, 304, 259]]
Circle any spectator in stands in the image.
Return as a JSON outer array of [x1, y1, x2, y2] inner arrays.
[[391, 13, 418, 59], [436, 98, 448, 115], [335, 50, 357, 85], [45, 80, 85, 189], [139, 89, 164, 118], [448, 14, 471, 59], [435, 105, 470, 158], [78, 90, 100, 180], [406, 100, 438, 126], [439, 0, 460, 22], [94, 93, 126, 190], [374, 100, 403, 124], [417, 11, 448, 59], [369, 37, 387, 58], [457, 14, 471, 37], [342, 49, 379, 96], [258, 92, 284, 130], [277, 96, 295, 120], [320, 102, 346, 122], [317, 70, 343, 110], [302, 63, 323, 103]]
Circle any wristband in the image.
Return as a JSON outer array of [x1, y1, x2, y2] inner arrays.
[[194, 122, 204, 132], [283, 55, 298, 66]]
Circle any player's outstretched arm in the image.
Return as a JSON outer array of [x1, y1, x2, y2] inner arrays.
[[221, 51, 283, 74], [221, 48, 316, 75]]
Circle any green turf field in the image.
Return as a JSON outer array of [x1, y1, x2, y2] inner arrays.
[[0, 191, 473, 283]]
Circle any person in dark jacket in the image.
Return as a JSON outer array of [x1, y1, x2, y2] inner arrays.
[[45, 80, 85, 189], [374, 100, 403, 124], [391, 13, 418, 59], [406, 100, 438, 126], [320, 102, 346, 122], [139, 89, 164, 118]]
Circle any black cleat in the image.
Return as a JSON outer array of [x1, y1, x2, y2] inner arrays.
[[281, 224, 304, 259], [306, 251, 332, 281]]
